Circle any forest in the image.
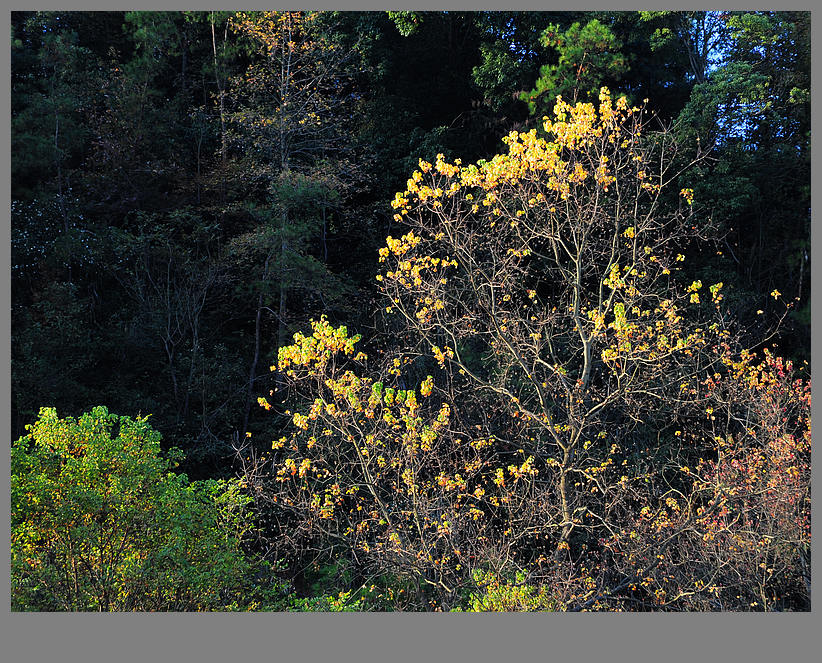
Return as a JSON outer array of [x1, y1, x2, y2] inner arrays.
[[10, 10, 810, 611]]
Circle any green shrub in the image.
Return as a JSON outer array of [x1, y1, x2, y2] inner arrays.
[[11, 406, 288, 611], [454, 569, 562, 612]]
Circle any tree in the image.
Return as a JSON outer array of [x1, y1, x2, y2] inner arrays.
[[675, 11, 811, 359], [108, 214, 242, 464], [11, 406, 284, 611], [601, 348, 810, 610], [226, 11, 363, 431], [11, 12, 91, 204], [9, 12, 810, 610], [247, 90, 795, 610], [638, 11, 732, 86], [521, 19, 628, 114], [381, 88, 718, 559], [375, 87, 806, 610]]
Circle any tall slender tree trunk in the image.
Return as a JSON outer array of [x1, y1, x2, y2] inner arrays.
[[273, 15, 294, 395], [211, 13, 226, 208], [276, 208, 289, 393], [180, 32, 188, 97], [243, 247, 271, 433], [321, 204, 328, 262], [242, 290, 264, 435], [52, 79, 71, 284]]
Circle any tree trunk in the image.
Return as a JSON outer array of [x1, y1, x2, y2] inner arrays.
[[211, 13, 227, 207], [242, 253, 271, 434], [275, 209, 289, 395], [241, 291, 264, 435]]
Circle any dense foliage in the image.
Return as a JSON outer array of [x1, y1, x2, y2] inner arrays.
[[10, 10, 810, 611], [11, 407, 288, 610]]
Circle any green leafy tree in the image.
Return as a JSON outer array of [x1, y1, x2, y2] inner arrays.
[[11, 12, 92, 203], [521, 19, 628, 115], [11, 406, 285, 611], [638, 11, 732, 85], [675, 11, 810, 358], [471, 12, 572, 116]]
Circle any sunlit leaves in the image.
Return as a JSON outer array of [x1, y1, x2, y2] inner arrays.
[[11, 406, 276, 611]]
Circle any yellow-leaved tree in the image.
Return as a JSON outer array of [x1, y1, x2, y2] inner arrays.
[[243, 89, 808, 611]]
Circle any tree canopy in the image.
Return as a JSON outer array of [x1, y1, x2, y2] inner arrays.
[[10, 10, 810, 612]]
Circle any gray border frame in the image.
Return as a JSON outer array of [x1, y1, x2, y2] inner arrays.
[[3, 3, 818, 662]]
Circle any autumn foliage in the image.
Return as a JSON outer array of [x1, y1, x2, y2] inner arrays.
[[243, 89, 811, 610], [10, 11, 810, 613]]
